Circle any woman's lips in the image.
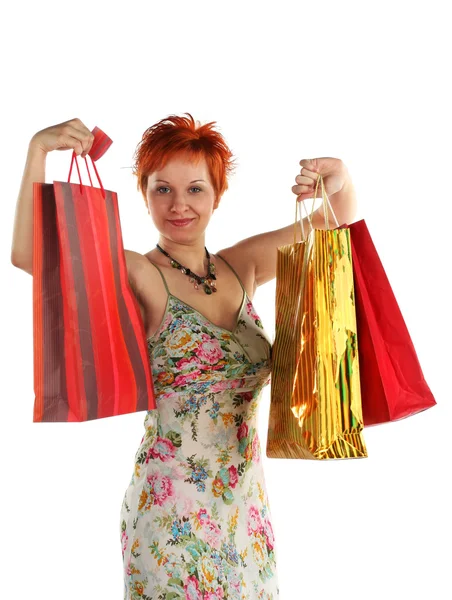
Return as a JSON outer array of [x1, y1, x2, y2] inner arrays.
[[168, 218, 194, 227]]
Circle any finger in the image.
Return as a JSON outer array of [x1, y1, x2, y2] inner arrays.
[[66, 119, 95, 157], [295, 174, 317, 186], [292, 183, 316, 195], [295, 191, 321, 202], [299, 159, 320, 174]]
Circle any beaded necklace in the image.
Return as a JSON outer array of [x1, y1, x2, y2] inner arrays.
[[155, 244, 217, 294]]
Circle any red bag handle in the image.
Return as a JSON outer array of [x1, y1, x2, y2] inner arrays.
[[66, 125, 113, 200]]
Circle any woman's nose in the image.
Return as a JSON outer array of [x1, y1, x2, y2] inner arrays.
[[170, 194, 189, 210]]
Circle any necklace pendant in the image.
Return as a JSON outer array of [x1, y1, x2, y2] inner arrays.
[[155, 244, 217, 294]]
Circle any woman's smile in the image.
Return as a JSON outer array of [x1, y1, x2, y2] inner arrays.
[[168, 218, 195, 227]]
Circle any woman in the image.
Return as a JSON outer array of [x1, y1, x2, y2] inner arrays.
[[11, 114, 356, 599]]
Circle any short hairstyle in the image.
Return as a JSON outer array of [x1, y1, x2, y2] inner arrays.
[[131, 113, 238, 207]]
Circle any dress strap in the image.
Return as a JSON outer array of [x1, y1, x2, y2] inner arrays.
[[147, 260, 170, 295], [216, 253, 246, 293]]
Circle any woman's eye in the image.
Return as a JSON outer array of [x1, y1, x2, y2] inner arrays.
[[156, 186, 201, 194]]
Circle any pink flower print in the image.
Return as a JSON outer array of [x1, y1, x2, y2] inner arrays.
[[194, 337, 223, 364], [210, 380, 230, 393], [148, 436, 176, 462], [252, 432, 261, 463], [161, 391, 179, 400], [204, 587, 225, 599], [125, 554, 134, 577], [184, 575, 203, 600], [201, 362, 225, 372], [196, 507, 211, 526], [247, 504, 263, 535], [237, 422, 249, 441], [210, 378, 244, 393], [120, 529, 128, 558], [204, 520, 222, 549], [176, 356, 200, 370], [228, 465, 238, 488], [174, 369, 203, 387], [246, 300, 261, 322], [146, 471, 174, 506], [230, 378, 243, 389], [226, 570, 243, 595], [163, 311, 173, 329], [177, 493, 194, 519], [262, 516, 275, 551], [242, 391, 254, 403]]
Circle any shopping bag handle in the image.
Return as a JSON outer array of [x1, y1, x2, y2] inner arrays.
[[66, 126, 113, 201], [293, 173, 340, 245], [67, 152, 106, 200]]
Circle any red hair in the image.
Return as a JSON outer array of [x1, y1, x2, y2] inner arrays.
[[131, 113, 238, 207]]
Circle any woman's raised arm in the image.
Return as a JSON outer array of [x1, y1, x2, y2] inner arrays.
[[10, 118, 94, 274]]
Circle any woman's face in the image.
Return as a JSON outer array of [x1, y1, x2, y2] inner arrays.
[[146, 154, 219, 240]]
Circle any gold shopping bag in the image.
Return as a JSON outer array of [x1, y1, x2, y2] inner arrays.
[[266, 174, 368, 460]]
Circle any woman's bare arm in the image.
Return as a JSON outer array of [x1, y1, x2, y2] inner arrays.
[[10, 138, 47, 273], [10, 118, 94, 275]]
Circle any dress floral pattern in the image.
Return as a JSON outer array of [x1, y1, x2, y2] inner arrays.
[[119, 256, 280, 599]]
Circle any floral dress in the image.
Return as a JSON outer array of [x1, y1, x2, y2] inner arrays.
[[119, 255, 280, 600]]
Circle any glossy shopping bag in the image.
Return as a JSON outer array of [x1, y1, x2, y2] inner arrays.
[[267, 174, 368, 460], [343, 219, 437, 426], [32, 126, 156, 422]]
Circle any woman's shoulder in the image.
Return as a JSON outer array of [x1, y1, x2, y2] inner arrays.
[[216, 246, 257, 300], [124, 249, 164, 321], [125, 249, 150, 280]]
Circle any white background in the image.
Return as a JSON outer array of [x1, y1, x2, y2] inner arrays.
[[2, 0, 451, 598]]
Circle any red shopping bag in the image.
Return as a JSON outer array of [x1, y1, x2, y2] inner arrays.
[[338, 219, 436, 426], [32, 126, 156, 422]]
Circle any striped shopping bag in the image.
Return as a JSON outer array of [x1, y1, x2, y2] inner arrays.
[[267, 174, 368, 460], [32, 126, 156, 422]]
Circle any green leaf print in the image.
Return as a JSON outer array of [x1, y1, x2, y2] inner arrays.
[[211, 502, 220, 521], [166, 430, 182, 447], [237, 461, 247, 476], [167, 577, 184, 588], [135, 449, 148, 465], [232, 393, 246, 407], [222, 488, 234, 504], [153, 513, 174, 531], [168, 356, 186, 367]]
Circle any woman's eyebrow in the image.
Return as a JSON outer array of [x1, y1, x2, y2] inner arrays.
[[154, 179, 206, 183]]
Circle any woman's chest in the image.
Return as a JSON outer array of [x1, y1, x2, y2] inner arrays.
[[136, 251, 258, 340], [147, 293, 272, 383]]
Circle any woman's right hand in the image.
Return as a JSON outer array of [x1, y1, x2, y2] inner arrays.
[[30, 117, 95, 158]]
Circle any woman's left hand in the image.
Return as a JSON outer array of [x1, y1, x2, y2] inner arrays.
[[291, 157, 350, 202]]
